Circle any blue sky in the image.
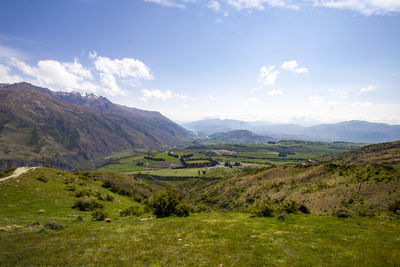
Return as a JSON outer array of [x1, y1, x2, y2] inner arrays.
[[0, 0, 399, 125]]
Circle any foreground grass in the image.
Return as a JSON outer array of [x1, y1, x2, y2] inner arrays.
[[1, 213, 399, 266], [0, 166, 399, 266]]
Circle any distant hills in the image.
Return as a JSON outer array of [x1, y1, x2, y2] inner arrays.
[[0, 82, 192, 169], [183, 119, 400, 143], [208, 130, 273, 144]]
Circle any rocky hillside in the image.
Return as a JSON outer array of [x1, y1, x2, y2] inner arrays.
[[0, 83, 192, 170]]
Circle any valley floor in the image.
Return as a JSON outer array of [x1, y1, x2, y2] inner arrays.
[[1, 213, 399, 266]]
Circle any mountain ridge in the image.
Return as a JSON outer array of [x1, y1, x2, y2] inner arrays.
[[0, 82, 192, 170], [183, 119, 400, 143]]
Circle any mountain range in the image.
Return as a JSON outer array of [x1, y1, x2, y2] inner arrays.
[[0, 82, 191, 169], [183, 119, 400, 143]]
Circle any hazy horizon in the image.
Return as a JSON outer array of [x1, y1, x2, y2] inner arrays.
[[1, 0, 399, 124]]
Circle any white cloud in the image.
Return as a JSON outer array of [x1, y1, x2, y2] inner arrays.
[[247, 97, 262, 104], [227, 0, 298, 10], [314, 0, 400, 15], [295, 67, 308, 74], [140, 89, 187, 101], [0, 64, 23, 84], [89, 51, 98, 59], [208, 1, 221, 11], [8, 57, 98, 93], [267, 89, 283, 96], [258, 65, 279, 86], [144, 0, 194, 8], [309, 95, 323, 105], [0, 45, 154, 96], [280, 60, 308, 74], [93, 56, 153, 95], [360, 85, 376, 93], [281, 60, 298, 70], [208, 95, 215, 100]]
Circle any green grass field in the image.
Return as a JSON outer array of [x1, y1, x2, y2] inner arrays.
[[99, 141, 365, 176], [1, 212, 399, 266]]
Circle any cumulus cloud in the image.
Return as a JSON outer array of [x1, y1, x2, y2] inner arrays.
[[314, 0, 400, 15], [267, 89, 283, 96], [258, 65, 279, 86], [280, 60, 308, 74], [140, 89, 187, 101], [93, 56, 153, 95], [8, 57, 98, 93], [360, 85, 376, 93], [208, 95, 215, 100], [0, 45, 154, 96]]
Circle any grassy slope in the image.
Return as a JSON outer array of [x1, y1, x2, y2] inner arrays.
[[0, 167, 399, 265], [319, 140, 400, 167], [177, 163, 400, 214]]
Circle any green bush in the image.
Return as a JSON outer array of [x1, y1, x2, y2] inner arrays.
[[75, 188, 92, 198], [389, 200, 400, 214], [120, 205, 144, 217], [252, 201, 275, 217], [174, 200, 190, 217], [72, 197, 104, 211], [92, 209, 107, 221], [281, 200, 298, 214], [105, 194, 114, 202], [147, 189, 189, 218]]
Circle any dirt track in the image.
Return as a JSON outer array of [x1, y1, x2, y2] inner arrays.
[[0, 167, 36, 182]]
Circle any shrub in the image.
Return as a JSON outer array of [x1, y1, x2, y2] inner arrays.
[[44, 221, 65, 230], [174, 200, 190, 217], [335, 209, 351, 218], [299, 204, 310, 214], [277, 212, 287, 221], [105, 194, 114, 202], [72, 197, 104, 211], [92, 209, 107, 221], [252, 201, 275, 217], [281, 200, 298, 214], [120, 205, 144, 217], [75, 188, 92, 198], [147, 189, 186, 218], [388, 200, 400, 214]]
